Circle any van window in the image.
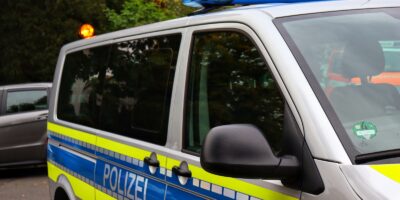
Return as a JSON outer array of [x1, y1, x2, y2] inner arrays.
[[279, 8, 400, 156], [184, 31, 284, 154], [58, 45, 110, 128], [6, 90, 48, 114], [100, 35, 181, 144], [58, 34, 181, 145]]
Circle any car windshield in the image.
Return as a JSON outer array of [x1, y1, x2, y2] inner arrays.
[[277, 8, 400, 156]]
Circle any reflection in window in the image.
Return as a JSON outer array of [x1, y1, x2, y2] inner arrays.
[[58, 45, 110, 128], [6, 90, 47, 114], [185, 31, 284, 154], [57, 35, 181, 145], [281, 9, 400, 154], [100, 35, 181, 144]]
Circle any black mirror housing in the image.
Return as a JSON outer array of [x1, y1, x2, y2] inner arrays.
[[200, 124, 299, 179]]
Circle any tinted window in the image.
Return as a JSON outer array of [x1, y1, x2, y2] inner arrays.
[[185, 31, 284, 154], [6, 90, 47, 114], [100, 35, 181, 144], [58, 45, 110, 128], [58, 34, 181, 145]]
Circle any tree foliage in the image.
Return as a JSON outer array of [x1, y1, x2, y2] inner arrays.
[[0, 0, 117, 85], [0, 0, 192, 85], [104, 0, 193, 31]]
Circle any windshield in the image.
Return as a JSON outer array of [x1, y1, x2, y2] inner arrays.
[[277, 8, 400, 158]]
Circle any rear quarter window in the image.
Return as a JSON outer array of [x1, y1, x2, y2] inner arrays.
[[57, 34, 182, 145]]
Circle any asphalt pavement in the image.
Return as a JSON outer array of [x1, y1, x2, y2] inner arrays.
[[0, 165, 50, 200]]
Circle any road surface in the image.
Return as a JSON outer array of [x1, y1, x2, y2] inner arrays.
[[0, 165, 50, 200]]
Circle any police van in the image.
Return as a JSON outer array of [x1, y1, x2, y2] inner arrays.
[[47, 0, 400, 199]]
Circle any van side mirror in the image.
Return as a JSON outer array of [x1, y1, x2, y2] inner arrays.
[[200, 124, 299, 179]]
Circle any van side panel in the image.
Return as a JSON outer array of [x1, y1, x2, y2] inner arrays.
[[47, 123, 97, 199], [47, 122, 169, 200], [48, 31, 184, 199]]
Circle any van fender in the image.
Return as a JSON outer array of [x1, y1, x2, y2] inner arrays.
[[56, 175, 76, 200]]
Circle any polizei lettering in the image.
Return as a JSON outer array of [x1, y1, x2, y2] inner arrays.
[[103, 163, 148, 200]]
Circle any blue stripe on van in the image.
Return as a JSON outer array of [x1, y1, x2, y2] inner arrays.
[[47, 143, 95, 181], [94, 159, 166, 199], [96, 151, 166, 180], [167, 174, 239, 200], [49, 131, 166, 179]]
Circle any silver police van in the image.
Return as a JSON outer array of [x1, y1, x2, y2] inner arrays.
[[47, 0, 400, 199]]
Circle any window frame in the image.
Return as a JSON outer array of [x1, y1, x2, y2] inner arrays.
[[1, 88, 49, 116], [182, 28, 293, 156], [0, 89, 3, 115]]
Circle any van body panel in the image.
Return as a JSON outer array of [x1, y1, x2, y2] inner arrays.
[[301, 160, 359, 200], [47, 125, 97, 199], [341, 164, 400, 200], [47, 122, 301, 200], [47, 122, 169, 200], [164, 152, 301, 200]]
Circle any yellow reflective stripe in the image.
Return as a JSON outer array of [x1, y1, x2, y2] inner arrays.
[[48, 162, 96, 200], [166, 158, 297, 200], [48, 122, 167, 167], [47, 122, 96, 145], [371, 164, 400, 184], [96, 190, 116, 200], [47, 162, 59, 183], [166, 157, 181, 170], [95, 134, 167, 168]]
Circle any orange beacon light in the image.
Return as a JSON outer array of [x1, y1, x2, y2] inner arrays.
[[78, 24, 95, 39]]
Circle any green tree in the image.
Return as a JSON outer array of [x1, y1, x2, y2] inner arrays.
[[104, 0, 193, 30], [0, 0, 192, 85], [0, 0, 117, 85]]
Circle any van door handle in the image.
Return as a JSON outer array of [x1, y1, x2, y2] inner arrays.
[[172, 161, 192, 178], [144, 152, 160, 167]]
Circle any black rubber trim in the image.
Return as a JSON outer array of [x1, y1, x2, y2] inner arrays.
[[355, 149, 400, 164], [0, 90, 4, 115], [281, 104, 324, 194]]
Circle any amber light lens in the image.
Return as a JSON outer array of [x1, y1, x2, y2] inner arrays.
[[78, 24, 95, 39]]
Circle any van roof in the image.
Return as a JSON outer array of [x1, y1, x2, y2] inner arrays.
[[0, 83, 52, 90], [62, 0, 399, 51]]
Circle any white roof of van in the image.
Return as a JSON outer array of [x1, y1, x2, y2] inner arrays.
[[62, 0, 400, 50], [0, 83, 52, 90]]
